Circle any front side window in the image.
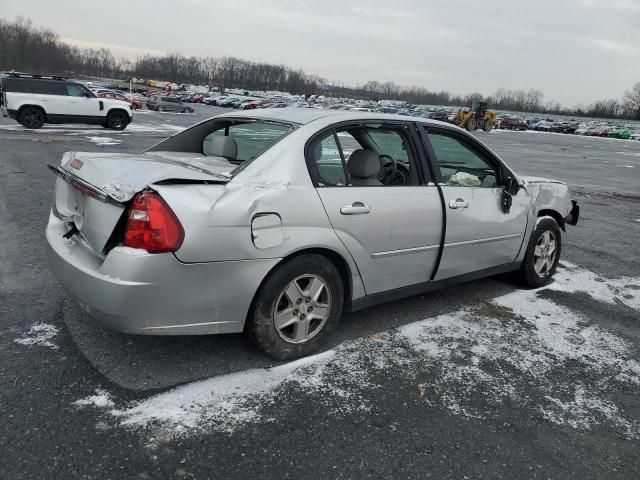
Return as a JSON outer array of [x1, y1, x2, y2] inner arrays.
[[427, 132, 498, 188], [202, 121, 292, 162], [66, 84, 91, 97]]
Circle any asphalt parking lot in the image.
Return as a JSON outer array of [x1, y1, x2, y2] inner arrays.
[[1, 105, 639, 480]]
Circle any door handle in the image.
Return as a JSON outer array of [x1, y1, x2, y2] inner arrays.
[[340, 202, 371, 215], [448, 198, 469, 209]]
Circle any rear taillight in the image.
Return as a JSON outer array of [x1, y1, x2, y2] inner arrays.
[[122, 191, 184, 253]]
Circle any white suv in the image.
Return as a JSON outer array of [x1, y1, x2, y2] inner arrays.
[[0, 73, 133, 130]]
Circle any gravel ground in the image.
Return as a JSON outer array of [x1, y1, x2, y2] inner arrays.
[[1, 105, 639, 480]]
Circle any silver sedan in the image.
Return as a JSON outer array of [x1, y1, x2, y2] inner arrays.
[[46, 109, 579, 359]]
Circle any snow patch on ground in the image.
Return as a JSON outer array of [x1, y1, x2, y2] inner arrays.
[[0, 122, 184, 135], [549, 260, 640, 310], [86, 136, 121, 146], [14, 323, 59, 350], [74, 389, 115, 409], [126, 123, 184, 134], [77, 263, 640, 443]]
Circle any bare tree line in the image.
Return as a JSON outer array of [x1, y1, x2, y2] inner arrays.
[[1, 17, 639, 119]]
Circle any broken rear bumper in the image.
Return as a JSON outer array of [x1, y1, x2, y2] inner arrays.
[[45, 212, 280, 335], [564, 200, 579, 226]]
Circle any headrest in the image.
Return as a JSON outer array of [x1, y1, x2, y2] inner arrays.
[[203, 136, 238, 160], [348, 149, 380, 178]]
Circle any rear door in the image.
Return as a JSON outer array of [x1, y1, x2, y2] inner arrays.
[[420, 126, 529, 280], [309, 122, 443, 295]]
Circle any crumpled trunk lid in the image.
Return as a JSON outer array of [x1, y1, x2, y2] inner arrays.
[[50, 151, 229, 254]]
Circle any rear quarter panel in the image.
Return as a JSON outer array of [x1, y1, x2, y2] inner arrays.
[[5, 92, 47, 112], [156, 124, 366, 299]]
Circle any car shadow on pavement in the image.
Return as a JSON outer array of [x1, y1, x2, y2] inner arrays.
[[64, 275, 517, 392]]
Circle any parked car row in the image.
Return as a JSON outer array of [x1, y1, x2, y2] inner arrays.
[[492, 114, 640, 140], [128, 86, 640, 138]]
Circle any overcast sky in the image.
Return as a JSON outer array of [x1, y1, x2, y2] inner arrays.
[[5, 0, 640, 106]]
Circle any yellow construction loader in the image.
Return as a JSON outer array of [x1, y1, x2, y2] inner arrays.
[[454, 101, 497, 131]]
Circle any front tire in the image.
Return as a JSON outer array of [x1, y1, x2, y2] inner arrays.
[[247, 255, 344, 360], [105, 110, 129, 130], [519, 217, 562, 287], [18, 107, 45, 129], [466, 118, 477, 131]]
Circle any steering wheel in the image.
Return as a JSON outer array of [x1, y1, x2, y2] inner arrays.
[[378, 154, 397, 185]]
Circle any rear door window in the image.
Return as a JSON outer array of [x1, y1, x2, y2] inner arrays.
[[308, 123, 421, 187], [309, 133, 348, 186], [367, 128, 410, 163]]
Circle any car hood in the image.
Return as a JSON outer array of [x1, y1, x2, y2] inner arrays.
[[519, 175, 566, 185], [100, 98, 132, 110]]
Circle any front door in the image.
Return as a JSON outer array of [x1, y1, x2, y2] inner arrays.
[[423, 128, 529, 280], [65, 83, 102, 119], [309, 124, 443, 294]]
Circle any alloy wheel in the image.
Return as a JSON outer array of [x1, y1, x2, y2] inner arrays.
[[533, 230, 557, 275], [273, 274, 331, 344], [23, 110, 44, 128], [109, 112, 125, 128]]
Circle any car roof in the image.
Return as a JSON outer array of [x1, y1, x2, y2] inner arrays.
[[218, 108, 444, 127]]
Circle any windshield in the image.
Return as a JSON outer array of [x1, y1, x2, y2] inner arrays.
[[202, 121, 293, 162]]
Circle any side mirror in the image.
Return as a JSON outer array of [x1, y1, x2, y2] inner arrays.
[[504, 176, 520, 195], [501, 176, 519, 214]]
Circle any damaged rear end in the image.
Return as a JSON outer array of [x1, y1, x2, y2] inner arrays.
[[45, 151, 243, 334], [48, 151, 230, 255]]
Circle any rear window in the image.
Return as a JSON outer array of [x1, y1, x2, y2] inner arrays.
[[203, 121, 293, 162]]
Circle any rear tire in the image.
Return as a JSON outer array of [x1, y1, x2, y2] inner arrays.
[[18, 107, 45, 129], [105, 110, 129, 130], [157, 105, 165, 112], [519, 217, 562, 288], [483, 120, 495, 131], [466, 118, 477, 131], [247, 255, 344, 360]]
